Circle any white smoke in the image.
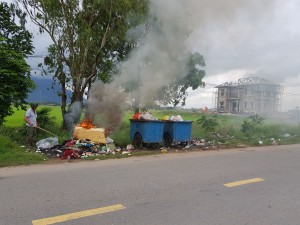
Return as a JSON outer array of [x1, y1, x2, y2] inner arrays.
[[64, 101, 82, 134], [86, 0, 282, 126]]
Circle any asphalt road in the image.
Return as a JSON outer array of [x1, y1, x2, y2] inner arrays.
[[1, 144, 300, 225]]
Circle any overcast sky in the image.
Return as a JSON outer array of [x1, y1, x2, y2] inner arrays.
[[184, 0, 300, 111], [4, 0, 300, 111]]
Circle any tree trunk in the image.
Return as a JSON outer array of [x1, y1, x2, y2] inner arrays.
[[60, 72, 68, 129]]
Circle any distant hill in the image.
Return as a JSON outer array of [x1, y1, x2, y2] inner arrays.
[[26, 77, 71, 105]]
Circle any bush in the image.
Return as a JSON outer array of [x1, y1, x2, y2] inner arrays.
[[37, 107, 56, 128], [241, 114, 265, 136], [197, 114, 219, 133], [110, 122, 131, 147]]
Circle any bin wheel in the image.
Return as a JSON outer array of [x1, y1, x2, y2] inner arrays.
[[163, 133, 172, 147], [133, 133, 143, 149]]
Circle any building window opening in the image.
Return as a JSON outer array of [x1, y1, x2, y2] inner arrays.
[[220, 89, 225, 96], [219, 101, 224, 112]]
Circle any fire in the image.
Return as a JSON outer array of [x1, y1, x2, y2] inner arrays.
[[79, 118, 96, 129]]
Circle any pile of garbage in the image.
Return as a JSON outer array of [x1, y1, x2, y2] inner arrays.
[[35, 137, 132, 160], [132, 112, 158, 120], [132, 112, 184, 121], [162, 115, 183, 121]]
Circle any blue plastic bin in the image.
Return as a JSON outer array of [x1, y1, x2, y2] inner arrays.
[[130, 119, 165, 148], [163, 121, 192, 146]]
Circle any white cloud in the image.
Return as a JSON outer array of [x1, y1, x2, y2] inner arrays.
[[184, 0, 300, 111]]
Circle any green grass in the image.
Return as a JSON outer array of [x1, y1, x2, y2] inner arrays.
[[4, 105, 63, 127], [2, 106, 300, 167], [0, 136, 46, 167]]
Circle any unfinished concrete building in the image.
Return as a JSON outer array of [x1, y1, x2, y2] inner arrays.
[[215, 77, 283, 115]]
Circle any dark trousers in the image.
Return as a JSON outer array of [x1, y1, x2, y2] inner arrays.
[[26, 126, 37, 148]]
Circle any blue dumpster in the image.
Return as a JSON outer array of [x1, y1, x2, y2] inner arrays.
[[163, 121, 192, 146], [130, 119, 165, 149]]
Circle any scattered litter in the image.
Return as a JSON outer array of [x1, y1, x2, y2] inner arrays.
[[36, 137, 59, 150], [33, 135, 135, 160], [160, 149, 168, 153], [126, 144, 134, 150]]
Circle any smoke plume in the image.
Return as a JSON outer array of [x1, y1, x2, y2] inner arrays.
[[64, 101, 82, 134], [85, 82, 127, 130], [85, 0, 280, 128]]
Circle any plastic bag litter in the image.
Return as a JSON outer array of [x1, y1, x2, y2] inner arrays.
[[173, 115, 183, 121], [106, 137, 114, 143], [36, 137, 59, 150], [139, 112, 158, 120], [168, 115, 183, 121]]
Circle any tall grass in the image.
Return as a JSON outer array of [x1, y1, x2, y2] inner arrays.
[[0, 136, 45, 167]]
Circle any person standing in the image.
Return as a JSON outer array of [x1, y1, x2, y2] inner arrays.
[[24, 103, 38, 149]]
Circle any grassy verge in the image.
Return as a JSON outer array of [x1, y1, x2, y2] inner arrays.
[[2, 106, 300, 167], [0, 136, 46, 167]]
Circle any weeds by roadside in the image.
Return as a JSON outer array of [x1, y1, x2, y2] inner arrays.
[[1, 108, 300, 167], [0, 136, 45, 167]]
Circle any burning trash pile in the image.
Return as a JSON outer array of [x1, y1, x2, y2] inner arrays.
[[35, 118, 131, 160]]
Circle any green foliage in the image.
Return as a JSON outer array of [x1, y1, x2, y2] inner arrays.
[[0, 2, 34, 125], [0, 125, 27, 144], [4, 105, 63, 127], [110, 121, 131, 147], [18, 0, 148, 122], [158, 52, 206, 107], [2, 107, 300, 167], [197, 114, 219, 133], [36, 107, 56, 128], [0, 135, 45, 167], [241, 114, 266, 135]]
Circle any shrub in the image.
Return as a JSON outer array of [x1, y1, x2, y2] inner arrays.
[[37, 107, 56, 128], [241, 114, 265, 135], [197, 114, 219, 133]]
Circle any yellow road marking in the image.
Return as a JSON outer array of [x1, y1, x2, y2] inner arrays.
[[224, 178, 264, 187], [32, 204, 125, 225]]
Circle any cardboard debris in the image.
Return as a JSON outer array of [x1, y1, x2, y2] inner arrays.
[[73, 126, 106, 143]]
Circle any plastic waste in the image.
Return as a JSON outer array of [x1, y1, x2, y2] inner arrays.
[[106, 137, 114, 143], [139, 112, 158, 120], [36, 137, 59, 149]]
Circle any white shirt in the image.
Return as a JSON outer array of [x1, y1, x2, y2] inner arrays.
[[25, 108, 37, 127]]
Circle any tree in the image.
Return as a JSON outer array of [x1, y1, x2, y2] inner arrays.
[[17, 0, 148, 127], [0, 2, 34, 125], [158, 52, 206, 107]]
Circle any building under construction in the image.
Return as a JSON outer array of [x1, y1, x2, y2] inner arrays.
[[215, 77, 283, 115]]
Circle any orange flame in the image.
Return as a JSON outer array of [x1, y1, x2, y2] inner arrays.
[[79, 118, 96, 129]]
